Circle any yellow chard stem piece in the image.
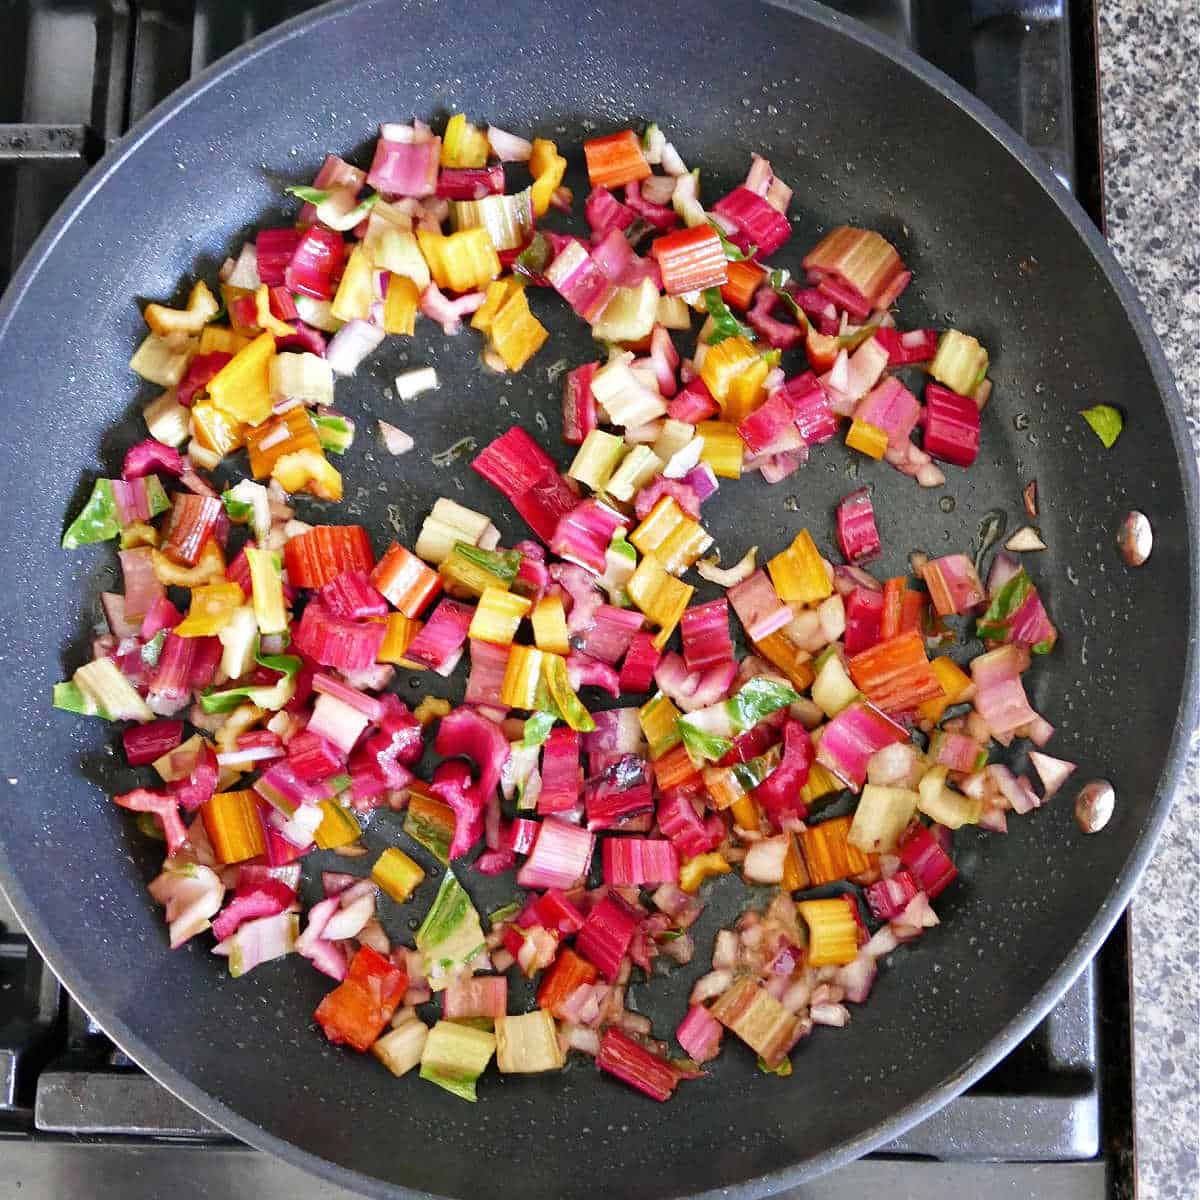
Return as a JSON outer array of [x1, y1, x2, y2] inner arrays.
[[378, 613, 423, 667], [796, 898, 860, 966], [529, 138, 567, 218], [416, 228, 500, 293], [695, 420, 744, 479], [383, 275, 420, 335], [440, 113, 490, 168], [372, 847, 426, 902], [629, 496, 713, 575], [313, 799, 363, 850], [627, 554, 693, 650], [500, 645, 545, 709], [468, 588, 531, 646], [721, 356, 770, 424], [767, 528, 833, 607], [206, 331, 276, 426], [173, 580, 244, 637], [845, 418, 888, 460], [245, 546, 288, 635], [531, 596, 571, 655], [488, 287, 549, 372], [639, 691, 682, 758], [677, 851, 731, 893]]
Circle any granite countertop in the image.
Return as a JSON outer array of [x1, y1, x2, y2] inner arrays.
[[1097, 3, 1200, 1198]]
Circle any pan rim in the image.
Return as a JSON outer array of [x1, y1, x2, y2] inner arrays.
[[0, 0, 1194, 1196]]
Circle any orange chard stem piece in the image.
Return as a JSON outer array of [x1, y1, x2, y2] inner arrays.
[[845, 418, 888, 460], [720, 259, 766, 311], [371, 543, 442, 619], [899, 589, 927, 635], [797, 814, 874, 886], [753, 629, 816, 692], [537, 948, 599, 1019], [652, 742, 702, 793], [847, 630, 944, 715], [583, 130, 651, 189], [245, 408, 321, 479], [377, 613, 423, 667], [652, 225, 728, 296], [201, 789, 267, 864], [779, 834, 809, 892]]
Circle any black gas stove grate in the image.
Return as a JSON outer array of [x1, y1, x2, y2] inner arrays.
[[0, 3, 1129, 1198]]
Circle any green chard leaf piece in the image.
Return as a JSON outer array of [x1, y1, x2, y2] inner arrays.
[[404, 801, 453, 866], [144, 476, 171, 518], [1080, 404, 1123, 449], [837, 319, 883, 351], [541, 653, 595, 734], [286, 186, 378, 231], [727, 677, 801, 732], [313, 411, 355, 455], [199, 646, 301, 714], [52, 680, 98, 717], [415, 870, 486, 986], [678, 720, 733, 765], [453, 541, 522, 585], [702, 288, 757, 345], [286, 185, 329, 205], [222, 494, 254, 523], [731, 756, 774, 792], [767, 269, 809, 328], [521, 711, 557, 748], [623, 217, 655, 248], [140, 629, 167, 667], [62, 479, 119, 549], [135, 811, 167, 841], [974, 570, 1033, 643]]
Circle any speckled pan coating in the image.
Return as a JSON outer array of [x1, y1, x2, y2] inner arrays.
[[0, 2, 1194, 1198]]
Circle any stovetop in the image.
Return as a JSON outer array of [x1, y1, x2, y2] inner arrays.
[[0, 2, 1133, 1198]]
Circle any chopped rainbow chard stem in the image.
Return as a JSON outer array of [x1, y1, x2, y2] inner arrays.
[[53, 111, 1091, 1104]]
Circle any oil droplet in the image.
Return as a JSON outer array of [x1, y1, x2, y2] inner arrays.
[[939, 496, 956, 513], [1013, 412, 1029, 431], [783, 495, 800, 512]]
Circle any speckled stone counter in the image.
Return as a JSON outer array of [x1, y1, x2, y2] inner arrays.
[[1097, 3, 1200, 1198]]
